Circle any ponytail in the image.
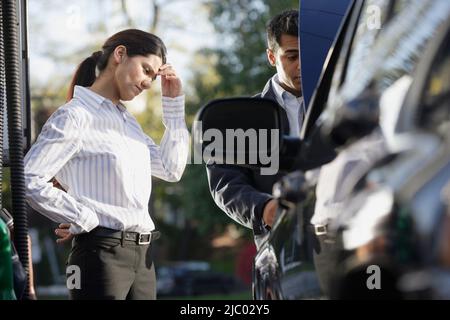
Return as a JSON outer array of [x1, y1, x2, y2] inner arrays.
[[66, 51, 103, 101]]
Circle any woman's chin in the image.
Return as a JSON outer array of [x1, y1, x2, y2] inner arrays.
[[121, 94, 135, 101]]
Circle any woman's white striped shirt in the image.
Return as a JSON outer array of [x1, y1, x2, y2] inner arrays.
[[24, 85, 189, 234]]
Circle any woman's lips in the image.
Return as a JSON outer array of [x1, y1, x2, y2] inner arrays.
[[134, 85, 142, 95]]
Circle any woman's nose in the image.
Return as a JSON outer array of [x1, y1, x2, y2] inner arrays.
[[141, 79, 152, 89]]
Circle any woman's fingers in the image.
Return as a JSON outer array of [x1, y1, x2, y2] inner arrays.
[[158, 63, 172, 71], [55, 223, 73, 244], [55, 225, 74, 244], [56, 234, 73, 244], [158, 63, 183, 97], [55, 228, 70, 237], [158, 64, 178, 77]]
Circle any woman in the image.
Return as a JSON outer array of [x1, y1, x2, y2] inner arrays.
[[24, 29, 189, 299]]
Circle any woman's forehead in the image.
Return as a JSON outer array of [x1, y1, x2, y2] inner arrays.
[[135, 54, 163, 69]]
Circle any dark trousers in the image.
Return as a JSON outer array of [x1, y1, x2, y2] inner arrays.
[[66, 233, 156, 300], [312, 231, 348, 298]]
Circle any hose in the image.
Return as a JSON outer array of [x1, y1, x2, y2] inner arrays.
[[0, 2, 6, 189], [2, 0, 30, 299]]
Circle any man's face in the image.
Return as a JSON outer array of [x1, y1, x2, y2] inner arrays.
[[267, 34, 301, 97]]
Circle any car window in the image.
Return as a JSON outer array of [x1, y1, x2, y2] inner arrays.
[[425, 49, 450, 105], [328, 0, 450, 117], [387, 0, 410, 20], [340, 0, 391, 86], [420, 36, 450, 134], [317, 0, 389, 130]]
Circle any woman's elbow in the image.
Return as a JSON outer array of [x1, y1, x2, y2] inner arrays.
[[167, 172, 183, 182], [24, 173, 47, 198], [24, 174, 36, 195]]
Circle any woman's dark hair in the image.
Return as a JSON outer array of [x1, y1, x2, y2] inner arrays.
[[67, 29, 167, 101]]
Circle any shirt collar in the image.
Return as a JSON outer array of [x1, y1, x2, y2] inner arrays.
[[73, 85, 119, 110], [117, 102, 127, 112], [271, 74, 299, 107]]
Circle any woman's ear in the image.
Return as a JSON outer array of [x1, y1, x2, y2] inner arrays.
[[113, 45, 127, 64]]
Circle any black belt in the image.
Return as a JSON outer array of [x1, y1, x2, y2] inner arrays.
[[307, 224, 328, 236], [88, 227, 160, 245]]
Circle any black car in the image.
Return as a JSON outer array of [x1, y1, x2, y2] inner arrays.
[[332, 13, 450, 299], [156, 261, 237, 297]]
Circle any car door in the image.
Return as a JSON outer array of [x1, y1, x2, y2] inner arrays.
[[252, 0, 359, 300], [318, 0, 450, 298]]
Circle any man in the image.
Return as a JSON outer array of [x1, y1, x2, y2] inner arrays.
[[206, 10, 304, 248]]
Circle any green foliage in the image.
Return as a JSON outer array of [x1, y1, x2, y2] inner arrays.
[[154, 165, 232, 237], [199, 0, 299, 97], [135, 88, 166, 142], [173, 0, 299, 236], [178, 165, 232, 233]]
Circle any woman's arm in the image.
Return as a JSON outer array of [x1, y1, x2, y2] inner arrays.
[[146, 95, 189, 182], [24, 106, 99, 233], [146, 64, 189, 182]]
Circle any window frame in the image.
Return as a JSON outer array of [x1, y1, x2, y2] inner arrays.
[[301, 0, 362, 140]]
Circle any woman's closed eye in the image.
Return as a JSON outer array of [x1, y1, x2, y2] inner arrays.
[[144, 67, 157, 81]]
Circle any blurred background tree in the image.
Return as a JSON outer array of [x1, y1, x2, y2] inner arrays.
[[153, 0, 299, 260], [200, 0, 298, 96]]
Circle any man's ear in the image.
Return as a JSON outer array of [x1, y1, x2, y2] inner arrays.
[[113, 45, 127, 64], [266, 48, 276, 67]]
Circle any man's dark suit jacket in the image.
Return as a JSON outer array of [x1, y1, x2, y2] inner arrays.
[[206, 76, 291, 246]]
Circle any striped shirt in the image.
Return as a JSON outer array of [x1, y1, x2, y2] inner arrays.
[[24, 85, 189, 234]]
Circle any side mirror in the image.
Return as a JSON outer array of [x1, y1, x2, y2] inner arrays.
[[192, 97, 344, 174], [192, 97, 301, 175]]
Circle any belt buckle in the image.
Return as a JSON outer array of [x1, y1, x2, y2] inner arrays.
[[315, 225, 327, 236], [138, 233, 151, 245]]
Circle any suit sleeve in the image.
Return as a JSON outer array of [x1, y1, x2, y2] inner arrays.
[[206, 163, 273, 234]]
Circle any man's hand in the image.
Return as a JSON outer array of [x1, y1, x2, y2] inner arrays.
[[55, 223, 74, 244], [159, 63, 183, 98], [262, 199, 278, 228]]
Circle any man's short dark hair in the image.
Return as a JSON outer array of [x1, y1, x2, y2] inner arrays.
[[267, 9, 299, 52]]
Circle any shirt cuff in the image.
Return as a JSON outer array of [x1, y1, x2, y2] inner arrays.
[[69, 224, 84, 235], [162, 95, 185, 122], [70, 205, 99, 234]]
